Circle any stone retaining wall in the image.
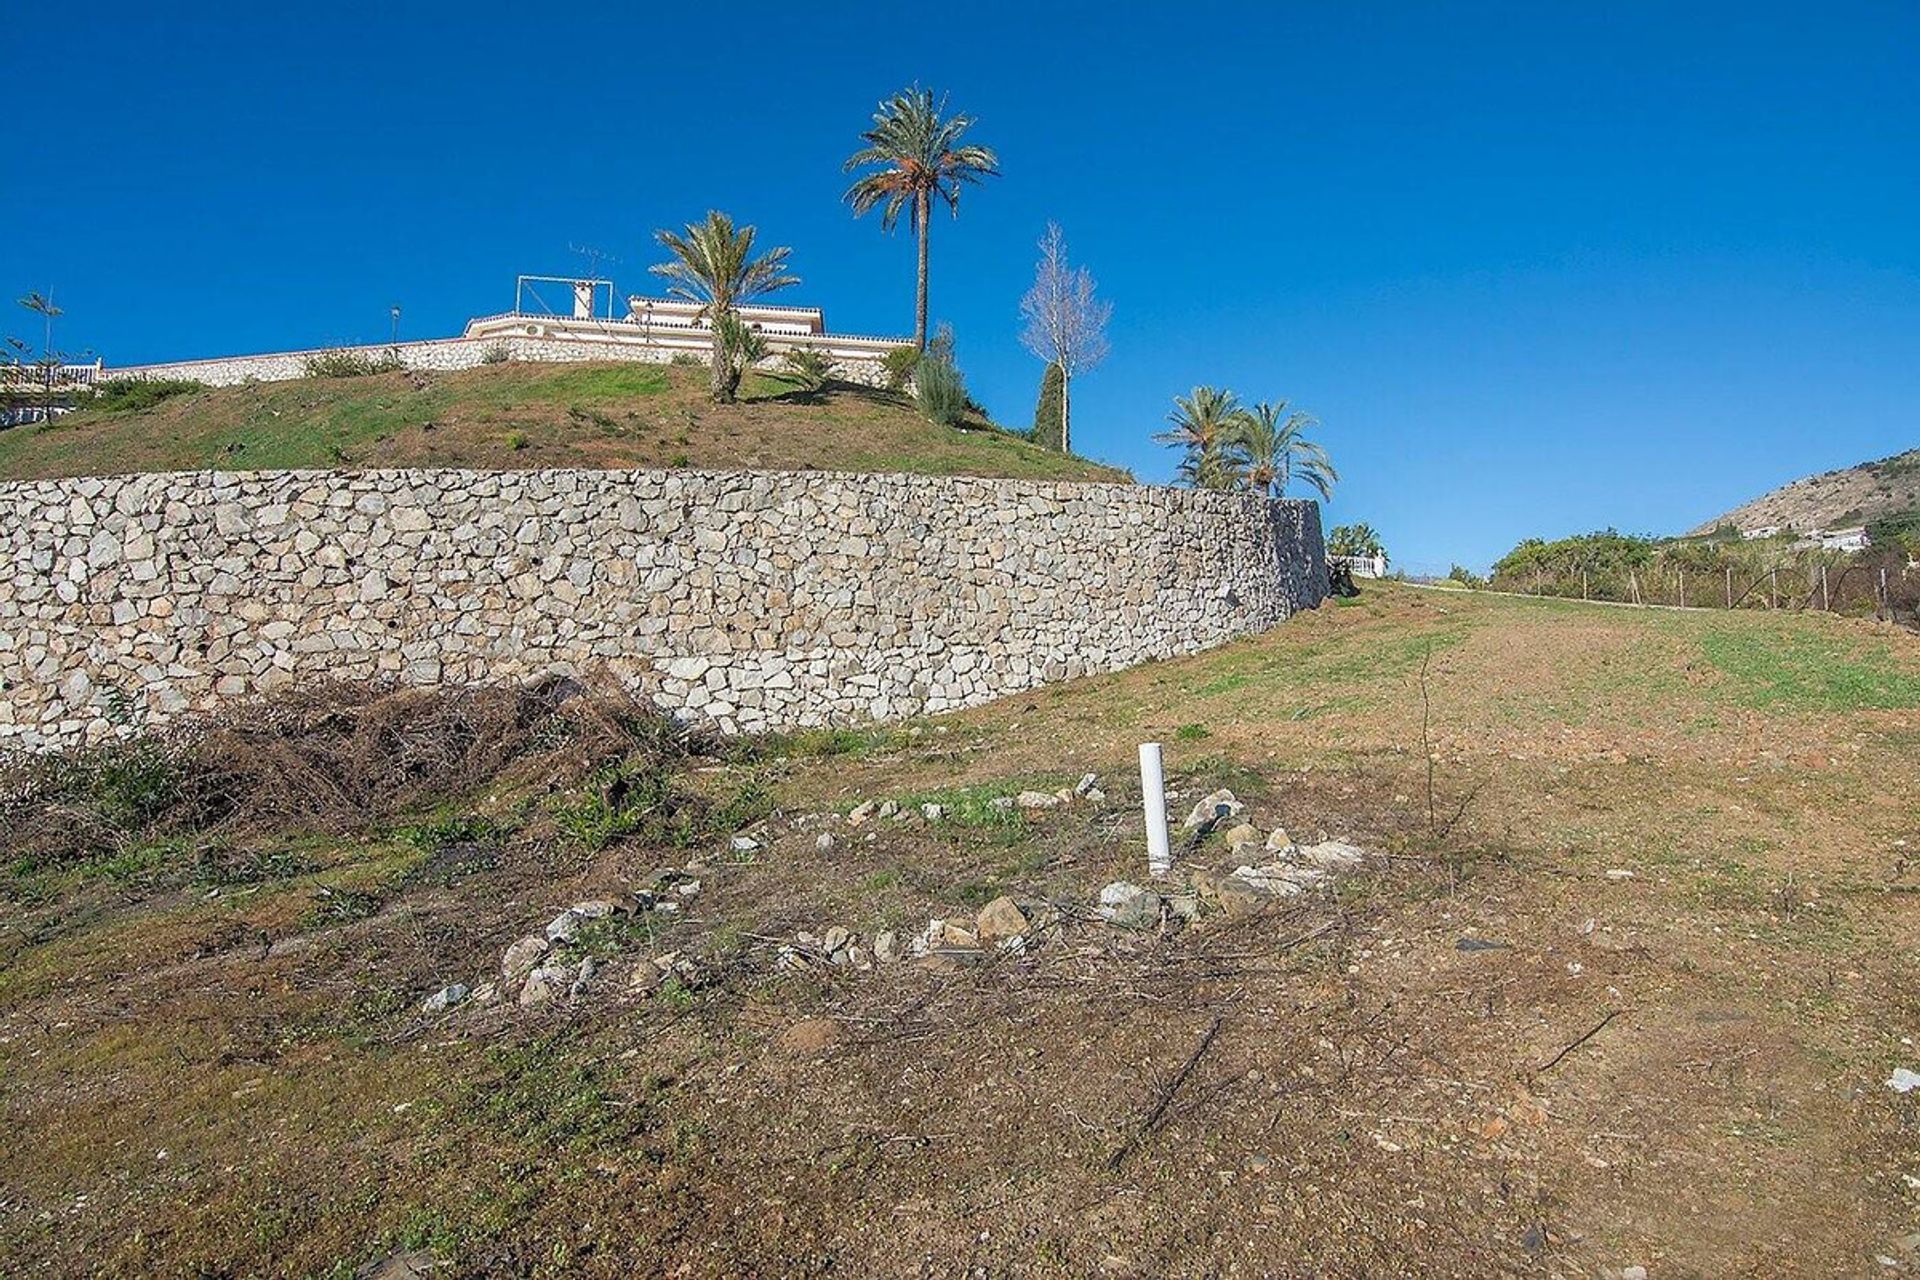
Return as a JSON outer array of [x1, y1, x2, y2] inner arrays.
[[0, 468, 1326, 751]]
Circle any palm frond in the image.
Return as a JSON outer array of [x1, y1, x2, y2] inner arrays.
[[842, 86, 999, 229]]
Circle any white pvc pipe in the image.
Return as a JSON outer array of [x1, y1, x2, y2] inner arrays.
[[1139, 742, 1171, 878]]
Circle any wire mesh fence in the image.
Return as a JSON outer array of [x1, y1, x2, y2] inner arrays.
[[1484, 550, 1920, 624]]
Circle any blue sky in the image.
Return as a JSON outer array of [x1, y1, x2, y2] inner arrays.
[[5, 1, 1915, 572]]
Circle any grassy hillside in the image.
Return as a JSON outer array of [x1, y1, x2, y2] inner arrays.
[[1690, 445, 1920, 537], [5, 584, 1919, 1275], [0, 361, 1132, 484]]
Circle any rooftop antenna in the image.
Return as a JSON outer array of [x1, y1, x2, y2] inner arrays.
[[569, 243, 621, 320]]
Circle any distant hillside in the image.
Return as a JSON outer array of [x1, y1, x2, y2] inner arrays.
[[0, 362, 1131, 485], [1689, 448, 1920, 538]]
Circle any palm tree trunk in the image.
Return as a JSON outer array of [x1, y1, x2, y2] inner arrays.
[[914, 190, 930, 350], [709, 309, 729, 404]]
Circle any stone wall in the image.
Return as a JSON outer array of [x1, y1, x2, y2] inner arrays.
[[0, 468, 1326, 752], [101, 334, 892, 389]]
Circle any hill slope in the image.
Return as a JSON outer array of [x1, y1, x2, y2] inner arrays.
[[1689, 447, 1920, 536], [0, 361, 1131, 484]]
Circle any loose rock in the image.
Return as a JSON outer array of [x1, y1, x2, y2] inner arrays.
[[1099, 881, 1163, 930], [518, 964, 570, 1007], [1223, 822, 1260, 848], [975, 895, 1030, 942], [1298, 840, 1366, 870], [420, 983, 469, 1014], [1183, 789, 1244, 830], [502, 934, 551, 981]]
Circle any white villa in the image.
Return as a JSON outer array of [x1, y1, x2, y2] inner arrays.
[[87, 275, 912, 391]]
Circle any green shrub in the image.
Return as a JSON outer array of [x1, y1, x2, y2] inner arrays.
[[881, 345, 921, 392], [505, 431, 529, 451], [1031, 361, 1065, 451], [303, 348, 404, 378], [93, 377, 205, 413], [478, 341, 511, 365], [781, 347, 835, 394], [670, 352, 701, 367], [914, 328, 968, 427]]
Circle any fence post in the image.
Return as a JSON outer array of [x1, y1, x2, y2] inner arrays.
[[1881, 567, 1889, 620], [1726, 565, 1733, 609], [1820, 563, 1829, 612], [1582, 568, 1589, 601], [1679, 568, 1687, 609], [1770, 567, 1778, 609]]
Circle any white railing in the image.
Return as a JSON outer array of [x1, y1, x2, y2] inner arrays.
[[1, 359, 103, 389], [1331, 553, 1388, 579]]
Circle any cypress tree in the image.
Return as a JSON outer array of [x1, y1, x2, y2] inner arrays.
[[1031, 361, 1066, 451]]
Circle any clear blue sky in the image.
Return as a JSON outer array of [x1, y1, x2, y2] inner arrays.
[[6, 2, 1915, 572]]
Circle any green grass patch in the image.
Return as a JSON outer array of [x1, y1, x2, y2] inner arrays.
[[1698, 624, 1920, 712]]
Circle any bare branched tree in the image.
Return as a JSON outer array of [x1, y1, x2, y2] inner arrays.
[[1018, 223, 1110, 454]]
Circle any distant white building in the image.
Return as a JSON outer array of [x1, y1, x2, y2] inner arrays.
[[94, 275, 913, 390], [1809, 526, 1871, 552], [1330, 553, 1388, 579]]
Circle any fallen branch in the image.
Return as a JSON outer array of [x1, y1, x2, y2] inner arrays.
[[1533, 1009, 1622, 1076], [1106, 1013, 1224, 1169]]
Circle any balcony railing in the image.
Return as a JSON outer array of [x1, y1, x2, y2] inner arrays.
[[0, 359, 104, 390]]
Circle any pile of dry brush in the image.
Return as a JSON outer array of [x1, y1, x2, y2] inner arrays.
[[0, 678, 694, 868]]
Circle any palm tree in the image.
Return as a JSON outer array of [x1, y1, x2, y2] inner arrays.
[[1328, 523, 1385, 560], [650, 211, 799, 403], [17, 292, 63, 423], [1234, 401, 1337, 499], [843, 87, 999, 350], [1154, 386, 1247, 490]]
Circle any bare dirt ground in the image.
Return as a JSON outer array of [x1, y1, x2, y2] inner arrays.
[[4, 584, 1919, 1278]]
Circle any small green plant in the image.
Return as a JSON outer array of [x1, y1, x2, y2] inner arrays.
[[561, 912, 660, 960], [914, 327, 969, 427], [670, 352, 701, 367], [299, 886, 381, 929], [781, 347, 835, 394], [1174, 722, 1211, 741], [92, 377, 205, 413], [505, 431, 529, 451], [193, 843, 318, 887], [671, 453, 691, 468], [303, 348, 404, 378], [400, 813, 504, 852], [478, 341, 511, 364], [881, 344, 921, 392]]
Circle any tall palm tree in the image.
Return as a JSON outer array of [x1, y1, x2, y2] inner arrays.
[[1154, 386, 1247, 490], [1234, 401, 1337, 499], [843, 87, 999, 350], [650, 211, 799, 403]]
